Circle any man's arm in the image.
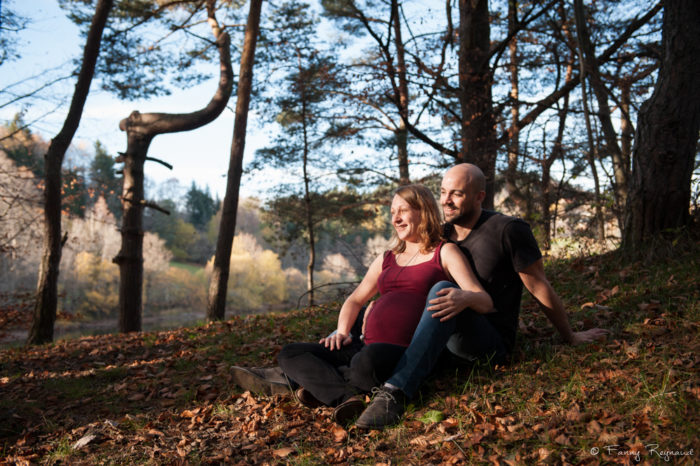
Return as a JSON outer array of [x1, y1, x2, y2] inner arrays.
[[519, 259, 608, 345]]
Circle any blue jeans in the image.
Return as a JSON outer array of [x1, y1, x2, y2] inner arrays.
[[385, 281, 507, 398]]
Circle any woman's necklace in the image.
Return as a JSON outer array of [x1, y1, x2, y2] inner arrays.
[[392, 247, 421, 282], [398, 249, 420, 267]]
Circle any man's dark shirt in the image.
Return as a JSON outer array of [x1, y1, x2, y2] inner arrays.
[[443, 210, 542, 351]]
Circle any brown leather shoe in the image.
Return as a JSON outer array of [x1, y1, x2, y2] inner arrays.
[[231, 366, 291, 395], [332, 395, 365, 426], [295, 387, 323, 408]]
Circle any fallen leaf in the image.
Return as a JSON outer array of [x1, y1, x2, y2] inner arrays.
[[180, 408, 200, 418], [410, 435, 429, 447], [420, 410, 444, 423], [332, 426, 347, 443], [273, 447, 295, 458], [537, 447, 551, 461], [587, 420, 602, 434], [72, 434, 96, 450]]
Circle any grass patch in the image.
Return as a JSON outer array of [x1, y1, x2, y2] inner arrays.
[[170, 261, 204, 274]]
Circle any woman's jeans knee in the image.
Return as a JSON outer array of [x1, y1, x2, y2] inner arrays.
[[385, 281, 459, 398]]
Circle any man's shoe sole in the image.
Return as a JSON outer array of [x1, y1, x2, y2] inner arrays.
[[231, 366, 290, 396]]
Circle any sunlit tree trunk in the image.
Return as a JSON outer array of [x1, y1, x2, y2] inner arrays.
[[207, 0, 263, 321], [619, 80, 633, 182], [623, 1, 700, 250], [302, 96, 315, 307], [28, 0, 113, 345]]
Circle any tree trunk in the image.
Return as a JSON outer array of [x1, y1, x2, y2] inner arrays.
[[458, 0, 496, 208], [116, 1, 233, 331], [574, 3, 605, 242], [391, 0, 410, 185], [574, 0, 628, 226], [619, 80, 633, 175], [542, 56, 573, 251], [396, 124, 410, 185], [207, 0, 263, 321], [303, 157, 316, 308], [504, 0, 522, 207], [301, 85, 315, 307], [27, 0, 113, 345], [115, 130, 150, 332], [623, 1, 700, 250]]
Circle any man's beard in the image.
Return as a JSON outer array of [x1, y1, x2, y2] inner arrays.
[[444, 205, 475, 225]]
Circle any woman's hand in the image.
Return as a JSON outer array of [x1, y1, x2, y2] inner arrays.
[[319, 332, 353, 351]]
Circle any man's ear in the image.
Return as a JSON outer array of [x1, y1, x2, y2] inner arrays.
[[476, 190, 486, 203]]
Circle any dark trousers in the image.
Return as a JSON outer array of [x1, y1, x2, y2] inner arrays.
[[277, 340, 406, 407]]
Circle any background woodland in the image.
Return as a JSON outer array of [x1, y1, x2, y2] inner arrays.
[[0, 0, 698, 345]]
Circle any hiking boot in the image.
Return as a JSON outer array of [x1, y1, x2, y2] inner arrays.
[[231, 366, 291, 395], [295, 387, 323, 408], [355, 385, 407, 429], [332, 395, 365, 426]]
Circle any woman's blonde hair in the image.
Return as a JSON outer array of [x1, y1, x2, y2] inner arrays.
[[390, 184, 443, 254]]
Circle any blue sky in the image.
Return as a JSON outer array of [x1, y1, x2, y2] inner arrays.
[[1, 0, 278, 200]]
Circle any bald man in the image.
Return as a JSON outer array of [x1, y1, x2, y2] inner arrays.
[[354, 164, 608, 429]]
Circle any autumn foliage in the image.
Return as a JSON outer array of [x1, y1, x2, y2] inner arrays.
[[1, 245, 698, 464]]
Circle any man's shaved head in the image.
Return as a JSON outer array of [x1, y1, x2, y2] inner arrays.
[[445, 163, 486, 194]]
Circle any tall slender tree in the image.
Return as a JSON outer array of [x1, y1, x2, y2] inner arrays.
[[207, 0, 264, 321], [252, 0, 341, 307], [574, 0, 629, 226], [28, 0, 113, 345]]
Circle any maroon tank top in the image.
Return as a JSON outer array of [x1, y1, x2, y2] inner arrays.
[[363, 242, 449, 347]]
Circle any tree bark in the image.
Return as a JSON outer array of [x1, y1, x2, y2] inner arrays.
[[504, 0, 524, 208], [619, 81, 633, 175], [622, 1, 700, 250], [574, 0, 628, 225], [116, 1, 233, 331], [573, 0, 606, 242], [458, 0, 496, 208], [302, 96, 315, 307], [542, 52, 574, 251], [391, 0, 410, 185], [206, 0, 263, 321], [27, 0, 113, 345]]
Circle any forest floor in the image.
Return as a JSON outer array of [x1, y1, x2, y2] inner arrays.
[[0, 244, 698, 465]]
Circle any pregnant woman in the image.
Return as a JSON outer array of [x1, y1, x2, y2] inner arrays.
[[277, 184, 493, 425]]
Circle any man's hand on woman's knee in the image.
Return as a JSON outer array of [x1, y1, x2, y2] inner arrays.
[[426, 287, 469, 321]]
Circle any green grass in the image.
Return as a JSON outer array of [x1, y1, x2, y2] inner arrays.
[[170, 261, 204, 274]]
